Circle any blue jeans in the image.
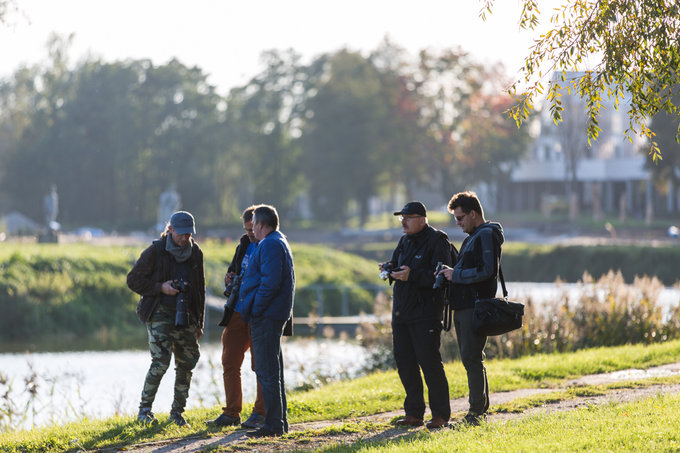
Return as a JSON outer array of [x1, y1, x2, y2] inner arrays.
[[250, 316, 287, 433]]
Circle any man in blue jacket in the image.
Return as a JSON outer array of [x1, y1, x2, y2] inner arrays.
[[238, 204, 295, 438], [438, 191, 504, 426]]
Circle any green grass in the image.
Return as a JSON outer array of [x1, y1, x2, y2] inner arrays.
[[313, 392, 680, 452], [4, 340, 680, 452]]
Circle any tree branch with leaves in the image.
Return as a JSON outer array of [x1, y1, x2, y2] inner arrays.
[[483, 0, 680, 161]]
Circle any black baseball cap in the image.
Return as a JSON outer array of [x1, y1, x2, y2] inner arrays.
[[393, 201, 427, 217], [170, 211, 196, 235]]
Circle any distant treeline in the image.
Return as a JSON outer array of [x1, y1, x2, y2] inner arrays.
[[0, 36, 529, 229]]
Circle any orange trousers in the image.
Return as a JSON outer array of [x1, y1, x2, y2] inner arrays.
[[220, 311, 265, 418]]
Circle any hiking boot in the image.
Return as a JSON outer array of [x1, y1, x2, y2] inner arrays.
[[210, 413, 240, 427], [169, 411, 190, 428], [241, 412, 266, 429], [394, 415, 424, 427], [426, 416, 449, 430], [137, 407, 157, 425]]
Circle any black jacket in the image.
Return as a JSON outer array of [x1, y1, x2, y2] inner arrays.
[[449, 221, 504, 310], [228, 233, 251, 275], [127, 236, 206, 326], [388, 225, 452, 324]]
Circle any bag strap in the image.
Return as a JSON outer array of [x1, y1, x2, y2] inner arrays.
[[499, 265, 508, 298]]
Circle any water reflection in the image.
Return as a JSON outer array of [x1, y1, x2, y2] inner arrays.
[[0, 338, 370, 431]]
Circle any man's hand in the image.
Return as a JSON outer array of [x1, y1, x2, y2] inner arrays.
[[161, 280, 180, 295], [196, 327, 204, 340], [224, 271, 235, 285], [436, 264, 454, 281], [390, 265, 410, 281]]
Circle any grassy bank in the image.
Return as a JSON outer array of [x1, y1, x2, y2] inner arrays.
[[0, 242, 384, 350], [2, 340, 680, 451]]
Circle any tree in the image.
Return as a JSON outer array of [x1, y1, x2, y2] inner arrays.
[[412, 49, 529, 200], [300, 49, 391, 225], [223, 49, 307, 218], [482, 0, 680, 161]]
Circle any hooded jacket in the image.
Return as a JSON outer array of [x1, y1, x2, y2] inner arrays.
[[449, 221, 504, 310]]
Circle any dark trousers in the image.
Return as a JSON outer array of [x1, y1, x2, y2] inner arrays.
[[250, 316, 288, 434], [392, 320, 450, 420], [453, 307, 489, 415]]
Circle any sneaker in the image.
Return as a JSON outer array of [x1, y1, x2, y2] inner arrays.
[[241, 412, 266, 429], [169, 411, 190, 428], [137, 407, 157, 425], [245, 427, 283, 438], [210, 413, 241, 427]]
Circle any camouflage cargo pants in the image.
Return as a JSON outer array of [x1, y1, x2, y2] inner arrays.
[[139, 304, 201, 413]]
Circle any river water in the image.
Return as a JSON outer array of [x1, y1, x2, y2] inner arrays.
[[0, 338, 371, 431]]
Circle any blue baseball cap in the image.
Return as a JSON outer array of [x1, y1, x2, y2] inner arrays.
[[170, 211, 196, 235]]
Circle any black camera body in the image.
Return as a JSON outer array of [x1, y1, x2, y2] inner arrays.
[[171, 279, 189, 328], [218, 274, 242, 327], [380, 262, 396, 280], [433, 261, 447, 289]]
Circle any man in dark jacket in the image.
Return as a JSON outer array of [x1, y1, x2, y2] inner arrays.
[[438, 191, 504, 426], [127, 211, 206, 428], [380, 201, 452, 430], [239, 204, 295, 438], [211, 206, 266, 429]]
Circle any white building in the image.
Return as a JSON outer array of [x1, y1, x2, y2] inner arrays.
[[506, 72, 657, 219]]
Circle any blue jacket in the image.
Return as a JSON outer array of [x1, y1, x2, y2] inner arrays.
[[239, 230, 295, 323]]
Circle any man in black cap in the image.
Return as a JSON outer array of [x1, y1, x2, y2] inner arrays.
[[127, 210, 206, 427], [380, 201, 452, 429]]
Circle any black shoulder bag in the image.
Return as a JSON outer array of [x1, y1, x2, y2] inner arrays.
[[472, 266, 525, 336]]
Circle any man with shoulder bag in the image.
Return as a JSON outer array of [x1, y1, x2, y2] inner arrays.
[[437, 191, 504, 427]]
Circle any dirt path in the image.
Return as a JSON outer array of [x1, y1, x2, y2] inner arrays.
[[111, 362, 680, 453]]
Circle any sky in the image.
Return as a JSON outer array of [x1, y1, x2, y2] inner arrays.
[[0, 0, 557, 95]]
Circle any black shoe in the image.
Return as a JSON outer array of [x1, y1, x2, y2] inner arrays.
[[137, 407, 157, 425], [169, 411, 190, 428], [245, 427, 283, 438], [456, 412, 486, 427], [241, 412, 265, 429], [211, 413, 241, 427]]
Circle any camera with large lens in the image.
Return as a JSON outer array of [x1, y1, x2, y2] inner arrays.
[[433, 261, 447, 289], [218, 274, 241, 327], [171, 279, 189, 328], [379, 262, 396, 281]]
